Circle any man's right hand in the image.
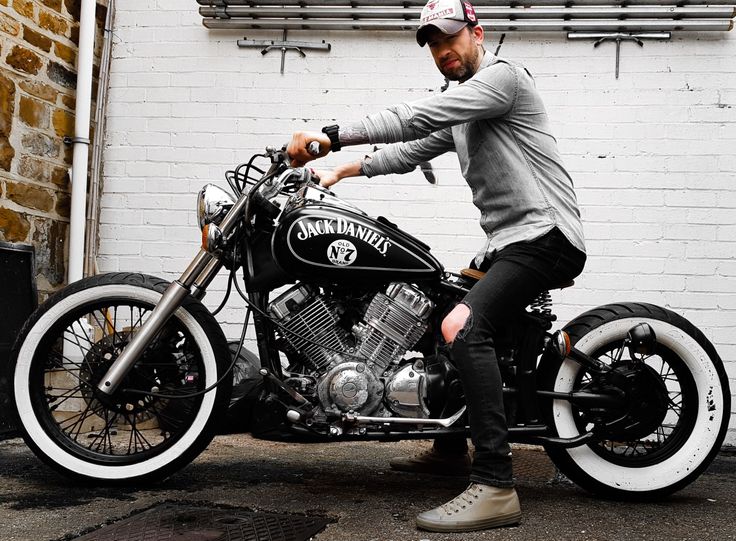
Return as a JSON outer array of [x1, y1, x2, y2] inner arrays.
[[287, 131, 331, 167]]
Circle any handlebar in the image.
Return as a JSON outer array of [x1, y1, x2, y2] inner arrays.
[[307, 141, 322, 157]]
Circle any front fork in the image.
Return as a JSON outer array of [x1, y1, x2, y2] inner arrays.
[[96, 249, 223, 395]]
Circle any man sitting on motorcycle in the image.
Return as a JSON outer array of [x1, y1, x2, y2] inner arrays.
[[288, 0, 586, 532]]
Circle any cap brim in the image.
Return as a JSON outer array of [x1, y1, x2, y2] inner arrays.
[[416, 19, 469, 46]]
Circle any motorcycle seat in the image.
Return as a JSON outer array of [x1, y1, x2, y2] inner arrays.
[[459, 268, 575, 290]]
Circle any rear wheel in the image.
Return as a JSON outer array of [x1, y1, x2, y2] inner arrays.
[[11, 273, 232, 484], [538, 302, 730, 499]]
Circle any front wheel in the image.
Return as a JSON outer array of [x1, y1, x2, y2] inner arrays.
[[538, 302, 730, 499], [11, 273, 232, 484]]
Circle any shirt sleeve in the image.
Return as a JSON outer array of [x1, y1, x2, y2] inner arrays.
[[360, 127, 455, 178], [361, 62, 518, 144]]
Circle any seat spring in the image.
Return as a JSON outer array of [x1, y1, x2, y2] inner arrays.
[[529, 290, 553, 316]]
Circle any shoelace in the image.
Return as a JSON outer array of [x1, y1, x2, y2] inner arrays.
[[440, 484, 482, 515]]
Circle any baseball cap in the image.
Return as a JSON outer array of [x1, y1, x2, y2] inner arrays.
[[416, 0, 479, 47]]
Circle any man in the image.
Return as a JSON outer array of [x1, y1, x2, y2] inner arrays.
[[288, 0, 586, 532]]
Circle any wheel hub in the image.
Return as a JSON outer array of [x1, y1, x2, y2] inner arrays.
[[585, 363, 669, 441], [80, 333, 161, 418]]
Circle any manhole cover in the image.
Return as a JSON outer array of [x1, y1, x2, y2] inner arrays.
[[72, 503, 330, 541]]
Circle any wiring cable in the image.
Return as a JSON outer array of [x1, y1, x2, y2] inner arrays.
[[120, 304, 252, 400]]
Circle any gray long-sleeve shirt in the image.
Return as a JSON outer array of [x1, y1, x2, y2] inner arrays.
[[360, 52, 585, 263]]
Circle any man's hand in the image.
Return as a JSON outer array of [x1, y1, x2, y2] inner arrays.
[[287, 131, 331, 167], [313, 169, 341, 188], [312, 160, 364, 188]]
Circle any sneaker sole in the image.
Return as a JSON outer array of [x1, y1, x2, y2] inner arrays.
[[416, 511, 522, 532]]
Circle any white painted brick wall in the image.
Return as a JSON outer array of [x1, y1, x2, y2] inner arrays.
[[98, 1, 736, 445]]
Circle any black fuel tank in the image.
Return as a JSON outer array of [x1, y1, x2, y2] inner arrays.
[[272, 196, 443, 283]]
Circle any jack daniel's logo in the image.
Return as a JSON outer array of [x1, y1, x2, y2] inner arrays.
[[295, 217, 391, 255]]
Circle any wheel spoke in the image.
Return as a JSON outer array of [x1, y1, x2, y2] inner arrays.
[[60, 399, 96, 442]]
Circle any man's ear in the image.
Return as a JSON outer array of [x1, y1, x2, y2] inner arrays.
[[472, 24, 484, 45]]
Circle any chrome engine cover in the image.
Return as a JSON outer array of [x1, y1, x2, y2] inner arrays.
[[317, 362, 383, 414], [384, 361, 430, 418]]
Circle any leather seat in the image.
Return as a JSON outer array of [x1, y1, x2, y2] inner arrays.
[[459, 268, 575, 290]]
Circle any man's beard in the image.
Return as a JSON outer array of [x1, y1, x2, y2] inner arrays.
[[439, 48, 480, 82], [441, 60, 475, 81]]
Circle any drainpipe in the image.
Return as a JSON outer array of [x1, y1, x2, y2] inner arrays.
[[85, 0, 115, 278], [67, 0, 97, 283]]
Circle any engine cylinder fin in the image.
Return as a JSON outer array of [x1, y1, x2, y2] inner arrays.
[[356, 287, 432, 371], [275, 294, 352, 372]]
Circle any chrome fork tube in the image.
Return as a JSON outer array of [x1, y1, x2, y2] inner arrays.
[[190, 257, 224, 300], [95, 170, 265, 395], [96, 249, 218, 395]]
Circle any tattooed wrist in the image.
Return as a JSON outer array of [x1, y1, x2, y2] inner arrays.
[[338, 122, 369, 146]]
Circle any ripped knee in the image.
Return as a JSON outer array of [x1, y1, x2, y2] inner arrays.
[[441, 303, 473, 344]]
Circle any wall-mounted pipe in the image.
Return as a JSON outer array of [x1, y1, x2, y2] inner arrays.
[[85, 0, 116, 278], [68, 0, 97, 284]]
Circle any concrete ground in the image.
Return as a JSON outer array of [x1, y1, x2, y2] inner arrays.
[[0, 434, 734, 541]]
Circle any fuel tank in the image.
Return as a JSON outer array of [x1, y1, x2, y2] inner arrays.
[[272, 186, 443, 283]]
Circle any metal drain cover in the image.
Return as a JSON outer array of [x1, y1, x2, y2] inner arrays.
[[72, 503, 330, 541]]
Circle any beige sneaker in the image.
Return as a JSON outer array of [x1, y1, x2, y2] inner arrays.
[[389, 448, 471, 476], [416, 483, 521, 532]]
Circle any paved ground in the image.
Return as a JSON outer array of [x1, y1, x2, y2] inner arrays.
[[0, 435, 734, 541]]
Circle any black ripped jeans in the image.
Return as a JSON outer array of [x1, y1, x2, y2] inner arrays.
[[436, 227, 586, 488]]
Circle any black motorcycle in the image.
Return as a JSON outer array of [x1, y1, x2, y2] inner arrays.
[[11, 146, 730, 499]]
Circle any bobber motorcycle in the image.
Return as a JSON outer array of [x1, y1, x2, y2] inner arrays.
[[11, 145, 730, 499]]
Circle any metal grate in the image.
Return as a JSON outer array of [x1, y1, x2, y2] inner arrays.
[[198, 0, 736, 33], [72, 503, 331, 541]]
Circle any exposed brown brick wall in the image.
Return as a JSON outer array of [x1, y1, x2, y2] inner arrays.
[[0, 0, 106, 298]]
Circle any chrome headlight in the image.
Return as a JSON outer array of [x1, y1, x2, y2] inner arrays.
[[197, 184, 235, 230]]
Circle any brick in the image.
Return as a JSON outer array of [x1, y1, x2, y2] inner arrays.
[[51, 164, 69, 186], [40, 0, 62, 12], [53, 41, 76, 65], [38, 10, 68, 36], [95, 2, 106, 25], [0, 207, 30, 242], [23, 25, 52, 52], [0, 74, 15, 137], [16, 155, 67, 186], [47, 61, 76, 88], [52, 107, 74, 136], [60, 94, 74, 109], [21, 132, 59, 158], [55, 191, 70, 217], [0, 11, 21, 36], [63, 0, 79, 19], [19, 80, 58, 103], [12, 0, 34, 19], [6, 45, 43, 75], [0, 136, 14, 171], [32, 218, 66, 286], [6, 181, 54, 212], [19, 96, 50, 129]]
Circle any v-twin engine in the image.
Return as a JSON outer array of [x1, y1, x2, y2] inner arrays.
[[267, 282, 434, 418]]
